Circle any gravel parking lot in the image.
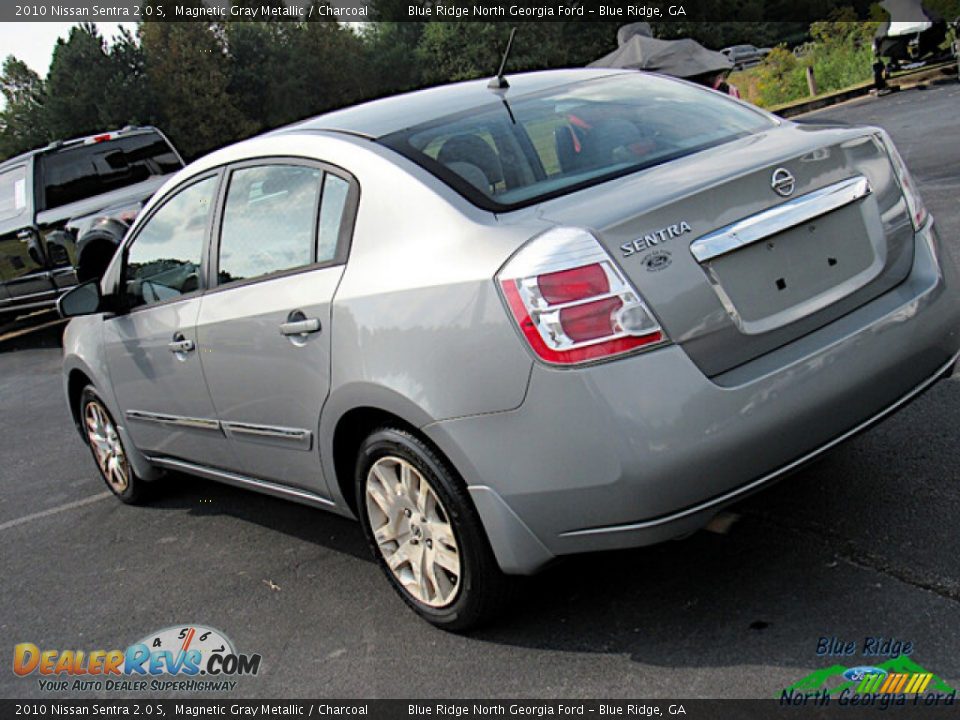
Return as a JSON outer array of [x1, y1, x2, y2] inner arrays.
[[1, 81, 958, 699]]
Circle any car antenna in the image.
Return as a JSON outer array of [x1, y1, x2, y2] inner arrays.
[[488, 27, 517, 90]]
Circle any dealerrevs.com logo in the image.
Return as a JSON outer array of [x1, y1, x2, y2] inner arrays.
[[13, 625, 261, 692]]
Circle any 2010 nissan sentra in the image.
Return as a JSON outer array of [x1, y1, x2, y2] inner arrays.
[[58, 69, 960, 631]]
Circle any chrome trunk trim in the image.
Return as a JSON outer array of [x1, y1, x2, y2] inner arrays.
[[690, 175, 872, 263]]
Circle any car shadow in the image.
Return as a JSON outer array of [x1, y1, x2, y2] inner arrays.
[[135, 444, 948, 674], [467, 385, 960, 677], [144, 470, 371, 563], [0, 310, 66, 353]]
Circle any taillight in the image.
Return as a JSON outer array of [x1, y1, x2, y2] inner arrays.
[[876, 131, 927, 230], [498, 227, 667, 366], [111, 202, 143, 225]]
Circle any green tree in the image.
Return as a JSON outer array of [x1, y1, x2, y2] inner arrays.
[[225, 20, 285, 132], [360, 21, 426, 95], [270, 11, 372, 121], [103, 25, 154, 128], [44, 23, 117, 139], [415, 22, 618, 86], [0, 57, 49, 159], [923, 0, 960, 21], [140, 18, 250, 158]]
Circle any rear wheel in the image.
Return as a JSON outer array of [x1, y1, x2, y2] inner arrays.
[[356, 427, 511, 631], [80, 386, 147, 504]]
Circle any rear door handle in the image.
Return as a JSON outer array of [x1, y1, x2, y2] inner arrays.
[[168, 335, 195, 353], [279, 317, 321, 336]]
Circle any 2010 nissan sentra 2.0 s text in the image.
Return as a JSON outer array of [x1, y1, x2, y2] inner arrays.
[[59, 69, 960, 631]]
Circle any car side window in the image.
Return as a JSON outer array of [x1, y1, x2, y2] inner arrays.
[[124, 175, 217, 311], [0, 165, 28, 222], [317, 173, 350, 264], [217, 164, 323, 285]]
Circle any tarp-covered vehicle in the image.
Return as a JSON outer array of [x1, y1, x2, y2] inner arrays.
[[874, 0, 949, 69], [588, 32, 734, 81]]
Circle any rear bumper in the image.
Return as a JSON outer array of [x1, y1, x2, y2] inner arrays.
[[425, 221, 960, 574]]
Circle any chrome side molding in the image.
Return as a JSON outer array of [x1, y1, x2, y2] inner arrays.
[[125, 410, 221, 431], [125, 411, 313, 450], [221, 421, 313, 451], [690, 175, 872, 263]]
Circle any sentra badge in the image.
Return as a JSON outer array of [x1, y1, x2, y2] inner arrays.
[[621, 221, 692, 257]]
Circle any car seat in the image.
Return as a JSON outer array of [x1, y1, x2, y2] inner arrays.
[[437, 135, 504, 193]]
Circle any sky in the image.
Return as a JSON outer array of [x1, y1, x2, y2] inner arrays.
[[0, 22, 137, 78]]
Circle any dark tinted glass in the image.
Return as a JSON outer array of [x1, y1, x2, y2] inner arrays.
[[381, 74, 773, 211], [40, 132, 182, 210], [124, 176, 216, 310]]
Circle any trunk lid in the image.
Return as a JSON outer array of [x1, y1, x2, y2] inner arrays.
[[537, 124, 914, 377]]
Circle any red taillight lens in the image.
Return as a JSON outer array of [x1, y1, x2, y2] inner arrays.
[[538, 263, 609, 304], [92, 134, 112, 143], [559, 297, 623, 342], [498, 227, 666, 366]]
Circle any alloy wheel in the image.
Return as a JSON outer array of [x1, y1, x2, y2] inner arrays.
[[365, 456, 461, 607], [84, 400, 129, 494]]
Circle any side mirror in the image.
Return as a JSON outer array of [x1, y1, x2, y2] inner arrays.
[[58, 281, 103, 318]]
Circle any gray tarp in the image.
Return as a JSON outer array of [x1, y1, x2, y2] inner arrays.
[[588, 35, 733, 79], [616, 22, 652, 46]]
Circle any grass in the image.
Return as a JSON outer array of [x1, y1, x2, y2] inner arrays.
[[730, 42, 877, 109]]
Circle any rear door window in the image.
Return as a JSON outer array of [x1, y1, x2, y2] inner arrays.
[[217, 164, 324, 285], [317, 173, 350, 263]]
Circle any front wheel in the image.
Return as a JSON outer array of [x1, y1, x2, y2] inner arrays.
[[80, 386, 147, 504], [356, 427, 512, 632]]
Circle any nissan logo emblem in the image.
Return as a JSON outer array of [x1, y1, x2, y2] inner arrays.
[[771, 168, 796, 197]]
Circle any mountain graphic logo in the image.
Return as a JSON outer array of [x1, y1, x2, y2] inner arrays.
[[782, 655, 956, 698]]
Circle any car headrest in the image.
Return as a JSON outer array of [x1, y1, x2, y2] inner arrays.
[[444, 162, 491, 192], [580, 118, 642, 167], [437, 134, 504, 188]]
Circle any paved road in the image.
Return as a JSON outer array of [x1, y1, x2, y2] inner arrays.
[[1, 83, 959, 700]]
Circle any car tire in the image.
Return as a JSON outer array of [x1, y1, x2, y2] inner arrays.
[[79, 386, 148, 505], [355, 426, 512, 632]]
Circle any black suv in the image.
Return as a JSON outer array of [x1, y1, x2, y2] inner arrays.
[[0, 126, 183, 320]]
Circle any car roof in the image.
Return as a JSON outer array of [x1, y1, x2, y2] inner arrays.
[[286, 69, 631, 139]]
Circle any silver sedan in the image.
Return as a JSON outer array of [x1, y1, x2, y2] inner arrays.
[[59, 69, 960, 630]]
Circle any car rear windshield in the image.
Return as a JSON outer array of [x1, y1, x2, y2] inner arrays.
[[380, 74, 774, 211], [38, 131, 182, 211]]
